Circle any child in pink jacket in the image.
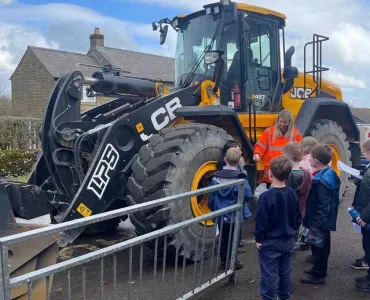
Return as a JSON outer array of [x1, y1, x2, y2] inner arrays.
[[299, 137, 319, 175]]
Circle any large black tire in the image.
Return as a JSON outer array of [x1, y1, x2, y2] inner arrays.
[[307, 119, 350, 199], [126, 124, 232, 262]]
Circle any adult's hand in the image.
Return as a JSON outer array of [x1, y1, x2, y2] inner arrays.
[[253, 154, 260, 162]]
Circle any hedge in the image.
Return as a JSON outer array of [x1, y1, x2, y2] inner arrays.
[[0, 117, 42, 150], [0, 149, 39, 178], [0, 117, 42, 178]]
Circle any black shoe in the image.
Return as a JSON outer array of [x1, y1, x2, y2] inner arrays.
[[305, 255, 314, 264], [235, 260, 244, 270], [304, 267, 313, 274], [299, 243, 311, 251], [356, 275, 370, 283], [301, 275, 325, 285], [239, 239, 247, 247], [356, 279, 370, 293], [351, 258, 369, 270], [220, 260, 244, 271]]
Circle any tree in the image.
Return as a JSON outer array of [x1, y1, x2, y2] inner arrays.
[[0, 86, 12, 116]]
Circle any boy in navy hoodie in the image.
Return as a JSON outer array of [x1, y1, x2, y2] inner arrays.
[[254, 156, 302, 300], [301, 144, 340, 285], [208, 147, 252, 270]]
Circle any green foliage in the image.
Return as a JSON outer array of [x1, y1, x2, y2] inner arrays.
[[0, 117, 42, 150], [0, 149, 39, 178]]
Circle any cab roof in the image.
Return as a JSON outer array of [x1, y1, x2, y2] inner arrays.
[[177, 2, 287, 23]]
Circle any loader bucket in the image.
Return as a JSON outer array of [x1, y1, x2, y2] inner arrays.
[[0, 184, 59, 299]]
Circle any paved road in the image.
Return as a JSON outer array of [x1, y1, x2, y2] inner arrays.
[[49, 183, 367, 300]]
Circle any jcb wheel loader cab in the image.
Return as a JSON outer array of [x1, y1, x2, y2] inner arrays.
[[127, 124, 231, 261]]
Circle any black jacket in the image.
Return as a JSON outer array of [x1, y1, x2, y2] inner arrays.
[[303, 167, 340, 231], [352, 165, 370, 223]]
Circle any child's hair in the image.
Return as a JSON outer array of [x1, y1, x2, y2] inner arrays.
[[301, 136, 319, 155], [223, 140, 241, 152], [311, 144, 332, 165], [270, 156, 293, 181], [283, 142, 303, 163], [363, 138, 370, 152], [225, 147, 241, 166]]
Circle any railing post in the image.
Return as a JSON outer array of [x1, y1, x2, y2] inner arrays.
[[0, 243, 10, 300], [228, 180, 245, 281]]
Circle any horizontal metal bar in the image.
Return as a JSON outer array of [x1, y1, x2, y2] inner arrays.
[[9, 204, 241, 288], [0, 180, 245, 246], [177, 270, 233, 300]]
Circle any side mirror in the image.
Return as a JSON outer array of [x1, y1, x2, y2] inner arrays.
[[204, 51, 222, 65], [283, 66, 299, 80], [160, 25, 168, 45], [282, 45, 298, 94]]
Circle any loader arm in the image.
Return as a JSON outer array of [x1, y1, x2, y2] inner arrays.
[[27, 70, 201, 244]]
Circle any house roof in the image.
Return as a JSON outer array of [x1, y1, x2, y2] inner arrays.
[[94, 46, 174, 83], [351, 108, 370, 124], [24, 45, 175, 84], [29, 46, 101, 78]]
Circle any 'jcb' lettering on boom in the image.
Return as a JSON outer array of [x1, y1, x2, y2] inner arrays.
[[140, 97, 182, 141], [87, 143, 119, 199]]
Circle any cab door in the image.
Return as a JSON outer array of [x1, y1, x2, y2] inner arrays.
[[242, 16, 281, 112]]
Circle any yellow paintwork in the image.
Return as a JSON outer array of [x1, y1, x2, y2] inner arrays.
[[154, 82, 169, 96], [200, 80, 220, 106], [237, 3, 286, 20], [190, 161, 217, 225]]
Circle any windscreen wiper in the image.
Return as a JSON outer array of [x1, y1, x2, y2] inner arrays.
[[181, 19, 223, 88]]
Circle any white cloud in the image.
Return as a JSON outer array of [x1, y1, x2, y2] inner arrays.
[[0, 0, 14, 5], [330, 22, 370, 65], [324, 71, 366, 89]]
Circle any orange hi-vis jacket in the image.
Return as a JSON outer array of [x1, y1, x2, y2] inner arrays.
[[254, 126, 302, 183]]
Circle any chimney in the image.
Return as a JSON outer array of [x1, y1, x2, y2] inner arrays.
[[90, 27, 104, 50]]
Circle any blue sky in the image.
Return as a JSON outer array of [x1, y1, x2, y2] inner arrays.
[[1, 0, 370, 107]]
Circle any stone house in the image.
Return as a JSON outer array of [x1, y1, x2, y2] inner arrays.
[[11, 28, 175, 117]]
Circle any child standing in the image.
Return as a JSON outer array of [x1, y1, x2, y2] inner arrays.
[[283, 142, 312, 253], [254, 156, 302, 300], [351, 139, 370, 293], [301, 144, 340, 285], [208, 147, 252, 271], [283, 142, 312, 219], [299, 136, 319, 174]]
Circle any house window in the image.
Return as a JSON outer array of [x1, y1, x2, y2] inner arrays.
[[82, 85, 96, 103]]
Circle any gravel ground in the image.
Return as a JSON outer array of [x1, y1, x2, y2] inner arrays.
[[49, 182, 367, 300]]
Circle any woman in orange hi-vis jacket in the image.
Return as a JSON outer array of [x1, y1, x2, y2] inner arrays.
[[253, 109, 302, 188]]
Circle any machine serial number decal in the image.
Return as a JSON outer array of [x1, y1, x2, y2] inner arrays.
[[77, 203, 93, 217], [87, 143, 120, 199]]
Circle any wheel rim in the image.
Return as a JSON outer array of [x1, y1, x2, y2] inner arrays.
[[329, 143, 341, 176], [190, 161, 217, 226]]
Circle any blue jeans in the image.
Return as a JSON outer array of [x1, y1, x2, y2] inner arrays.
[[258, 237, 294, 300]]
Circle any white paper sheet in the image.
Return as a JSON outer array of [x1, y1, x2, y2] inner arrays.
[[338, 161, 363, 179]]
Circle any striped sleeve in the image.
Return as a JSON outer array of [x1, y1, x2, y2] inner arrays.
[[254, 128, 269, 156]]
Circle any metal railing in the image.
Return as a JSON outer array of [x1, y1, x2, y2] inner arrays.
[[0, 179, 246, 300]]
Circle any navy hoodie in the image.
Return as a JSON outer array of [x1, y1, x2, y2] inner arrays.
[[207, 167, 252, 224], [253, 186, 302, 243]]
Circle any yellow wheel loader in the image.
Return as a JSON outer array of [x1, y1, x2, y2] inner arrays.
[[0, 1, 361, 298]]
